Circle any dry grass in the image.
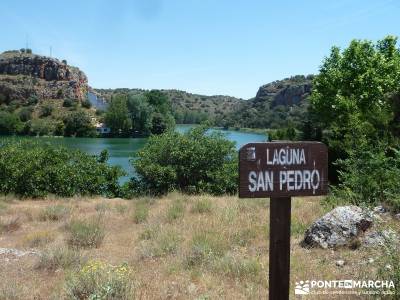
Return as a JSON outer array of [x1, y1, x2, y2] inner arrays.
[[22, 230, 55, 248], [0, 194, 398, 299], [0, 216, 21, 233]]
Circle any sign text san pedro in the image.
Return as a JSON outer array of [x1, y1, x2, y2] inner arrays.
[[239, 142, 328, 300], [239, 142, 328, 198]]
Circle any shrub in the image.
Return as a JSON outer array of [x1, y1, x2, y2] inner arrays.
[[166, 199, 185, 222], [0, 141, 124, 198], [66, 218, 105, 248], [377, 236, 400, 296], [40, 104, 53, 117], [230, 228, 257, 247], [22, 230, 55, 247], [191, 198, 212, 214], [327, 144, 400, 211], [64, 260, 133, 300], [185, 231, 228, 267], [132, 201, 149, 224], [36, 246, 84, 271], [62, 98, 75, 108], [27, 119, 57, 136], [138, 230, 181, 258], [39, 205, 70, 221], [0, 111, 23, 135], [27, 95, 38, 105], [18, 107, 33, 122], [138, 224, 159, 241], [212, 255, 261, 280], [132, 124, 238, 195], [81, 99, 92, 109]]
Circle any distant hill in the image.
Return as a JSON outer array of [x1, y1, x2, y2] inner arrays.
[[0, 50, 95, 136], [222, 75, 314, 129], [0, 49, 314, 133], [93, 75, 313, 127], [93, 88, 243, 124]]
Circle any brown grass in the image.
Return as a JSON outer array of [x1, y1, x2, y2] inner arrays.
[[0, 194, 398, 299]]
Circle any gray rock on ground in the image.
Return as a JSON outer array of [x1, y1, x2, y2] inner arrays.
[[301, 206, 373, 249], [363, 229, 399, 248], [0, 248, 37, 257]]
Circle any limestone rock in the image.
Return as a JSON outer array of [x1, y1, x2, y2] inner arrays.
[[0, 50, 88, 103], [301, 206, 373, 249], [254, 75, 313, 107]]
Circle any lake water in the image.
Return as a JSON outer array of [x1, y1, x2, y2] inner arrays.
[[0, 125, 266, 181]]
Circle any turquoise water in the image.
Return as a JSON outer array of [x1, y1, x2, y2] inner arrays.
[[0, 125, 266, 180]]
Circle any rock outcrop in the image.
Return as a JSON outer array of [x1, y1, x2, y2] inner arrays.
[[301, 206, 373, 249], [254, 75, 313, 107], [0, 50, 88, 104]]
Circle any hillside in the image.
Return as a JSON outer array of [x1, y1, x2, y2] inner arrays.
[[93, 88, 243, 123], [0, 50, 88, 103], [0, 50, 314, 133], [222, 75, 314, 129], [93, 75, 313, 127], [0, 50, 95, 136]]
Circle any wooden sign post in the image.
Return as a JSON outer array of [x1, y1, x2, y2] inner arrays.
[[239, 142, 328, 300]]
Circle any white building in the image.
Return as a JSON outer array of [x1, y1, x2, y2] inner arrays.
[[95, 123, 111, 134]]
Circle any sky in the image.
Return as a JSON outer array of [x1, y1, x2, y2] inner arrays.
[[1, 0, 399, 99]]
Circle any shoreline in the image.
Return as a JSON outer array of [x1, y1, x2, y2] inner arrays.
[[0, 125, 269, 139]]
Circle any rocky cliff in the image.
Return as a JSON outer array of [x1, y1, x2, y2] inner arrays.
[[254, 75, 313, 107], [0, 50, 88, 104], [222, 75, 314, 129]]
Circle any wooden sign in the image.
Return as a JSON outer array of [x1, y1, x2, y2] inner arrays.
[[238, 141, 328, 300], [239, 142, 328, 198]]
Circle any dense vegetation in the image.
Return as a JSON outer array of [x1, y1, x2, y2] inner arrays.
[[95, 88, 242, 125], [0, 96, 97, 137], [104, 90, 175, 137], [129, 124, 238, 195], [308, 36, 400, 211], [0, 141, 123, 198]]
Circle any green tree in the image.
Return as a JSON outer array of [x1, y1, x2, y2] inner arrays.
[[0, 111, 23, 135], [131, 124, 238, 195], [151, 112, 175, 135], [18, 107, 33, 122], [28, 119, 56, 136], [81, 99, 92, 109], [144, 90, 170, 114], [104, 95, 132, 136], [64, 111, 96, 137], [126, 94, 153, 135], [309, 36, 400, 179], [40, 104, 53, 117]]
